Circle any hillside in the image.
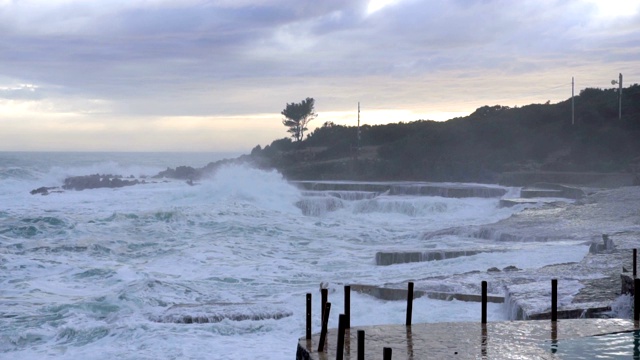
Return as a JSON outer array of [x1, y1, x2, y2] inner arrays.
[[246, 85, 640, 185]]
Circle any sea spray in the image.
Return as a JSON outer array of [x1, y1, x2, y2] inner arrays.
[[1, 152, 626, 360]]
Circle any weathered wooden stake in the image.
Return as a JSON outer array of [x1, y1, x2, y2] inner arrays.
[[317, 302, 331, 352], [551, 279, 558, 322], [634, 278, 640, 322], [406, 282, 414, 326], [357, 330, 365, 360], [383, 347, 393, 360], [344, 285, 351, 329], [321, 288, 328, 324], [634, 248, 637, 278], [306, 293, 312, 340], [481, 281, 488, 324], [336, 314, 346, 360]]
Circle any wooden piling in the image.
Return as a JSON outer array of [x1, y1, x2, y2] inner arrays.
[[357, 330, 365, 360], [321, 288, 328, 325], [406, 282, 414, 326], [344, 285, 351, 329], [317, 302, 331, 352], [634, 248, 637, 278], [336, 314, 345, 360], [383, 347, 392, 360], [306, 293, 312, 340], [551, 279, 558, 322], [481, 281, 487, 324], [634, 278, 640, 322]]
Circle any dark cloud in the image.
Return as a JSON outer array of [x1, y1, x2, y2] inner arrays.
[[0, 0, 638, 116]]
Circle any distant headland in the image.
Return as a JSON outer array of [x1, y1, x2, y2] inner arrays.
[[168, 85, 640, 187]]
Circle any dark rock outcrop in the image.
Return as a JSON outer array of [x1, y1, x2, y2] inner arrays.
[[62, 174, 140, 191], [154, 166, 198, 180], [30, 186, 58, 196]]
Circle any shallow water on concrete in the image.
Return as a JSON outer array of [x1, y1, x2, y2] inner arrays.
[[550, 330, 640, 359], [298, 319, 637, 360]]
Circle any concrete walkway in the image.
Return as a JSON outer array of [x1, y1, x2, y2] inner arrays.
[[297, 319, 637, 359]]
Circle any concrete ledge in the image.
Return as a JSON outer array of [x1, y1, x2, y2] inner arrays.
[[351, 284, 504, 303], [521, 183, 585, 200], [292, 181, 507, 198], [376, 249, 497, 266], [499, 171, 634, 188]]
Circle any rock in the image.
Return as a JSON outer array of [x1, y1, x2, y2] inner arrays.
[[487, 267, 501, 272], [503, 265, 521, 272], [155, 166, 198, 180], [30, 186, 55, 195], [62, 174, 139, 191]]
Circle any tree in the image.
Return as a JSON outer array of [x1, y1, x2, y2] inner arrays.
[[281, 97, 318, 142]]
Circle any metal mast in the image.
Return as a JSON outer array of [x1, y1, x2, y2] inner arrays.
[[572, 77, 575, 125], [618, 73, 623, 120], [357, 102, 361, 151]]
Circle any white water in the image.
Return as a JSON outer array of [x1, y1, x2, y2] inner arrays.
[[0, 152, 591, 359]]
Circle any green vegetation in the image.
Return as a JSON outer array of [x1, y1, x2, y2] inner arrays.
[[251, 85, 640, 183]]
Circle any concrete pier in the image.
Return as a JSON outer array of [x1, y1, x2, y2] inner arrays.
[[292, 181, 508, 198], [297, 319, 637, 359]]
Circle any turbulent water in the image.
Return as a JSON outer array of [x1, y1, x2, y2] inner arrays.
[[0, 152, 594, 359]]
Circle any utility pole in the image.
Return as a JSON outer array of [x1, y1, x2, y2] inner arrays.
[[618, 73, 623, 120], [357, 102, 361, 151], [612, 73, 623, 120], [571, 77, 575, 125]]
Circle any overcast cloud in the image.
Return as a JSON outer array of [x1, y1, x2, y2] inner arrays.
[[0, 0, 638, 151]]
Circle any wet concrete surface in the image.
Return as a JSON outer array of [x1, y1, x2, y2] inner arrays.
[[298, 319, 637, 359]]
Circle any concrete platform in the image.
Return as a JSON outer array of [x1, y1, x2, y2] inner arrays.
[[297, 318, 637, 359]]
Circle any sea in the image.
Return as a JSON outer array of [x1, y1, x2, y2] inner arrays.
[[0, 152, 598, 359]]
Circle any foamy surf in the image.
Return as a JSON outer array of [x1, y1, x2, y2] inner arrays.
[[0, 152, 628, 359]]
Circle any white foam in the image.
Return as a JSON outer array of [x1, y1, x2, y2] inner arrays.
[[0, 153, 620, 359]]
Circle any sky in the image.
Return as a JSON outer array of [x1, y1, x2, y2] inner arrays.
[[0, 0, 639, 152]]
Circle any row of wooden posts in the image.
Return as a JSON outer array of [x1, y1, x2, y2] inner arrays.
[[305, 249, 640, 359]]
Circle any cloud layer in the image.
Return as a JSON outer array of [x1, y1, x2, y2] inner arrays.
[[1, 0, 638, 151]]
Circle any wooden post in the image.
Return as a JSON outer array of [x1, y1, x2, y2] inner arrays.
[[551, 279, 558, 322], [634, 248, 637, 278], [357, 330, 365, 360], [406, 282, 414, 326], [481, 324, 488, 358], [306, 293, 312, 340], [321, 288, 328, 325], [336, 314, 345, 360], [344, 285, 351, 329], [634, 279, 640, 322], [383, 347, 392, 360], [317, 302, 331, 352], [481, 281, 487, 324]]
